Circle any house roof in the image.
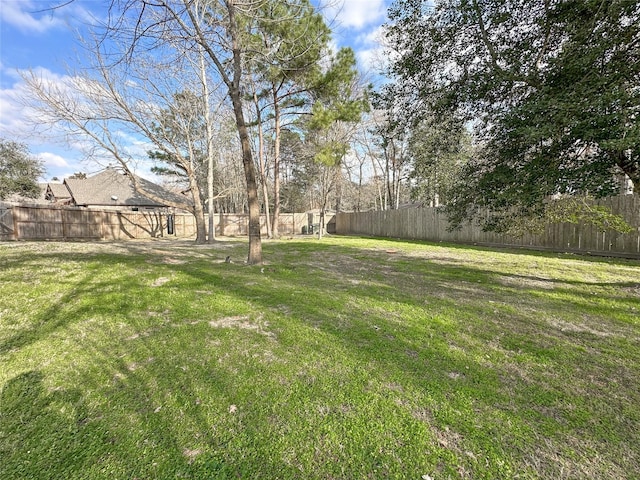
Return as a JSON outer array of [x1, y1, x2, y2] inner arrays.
[[47, 183, 71, 199], [64, 168, 191, 208]]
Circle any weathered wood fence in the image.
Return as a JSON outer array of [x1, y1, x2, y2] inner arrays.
[[0, 204, 307, 241], [336, 195, 640, 256]]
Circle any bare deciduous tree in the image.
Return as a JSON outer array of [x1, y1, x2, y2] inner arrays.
[[21, 47, 215, 240]]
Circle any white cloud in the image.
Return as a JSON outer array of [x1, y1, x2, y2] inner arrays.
[[356, 25, 387, 46], [0, 73, 34, 137], [0, 65, 67, 139], [356, 47, 382, 73], [0, 0, 96, 34], [353, 25, 389, 73], [325, 0, 387, 31], [37, 151, 70, 168], [0, 66, 98, 179], [0, 1, 65, 33]]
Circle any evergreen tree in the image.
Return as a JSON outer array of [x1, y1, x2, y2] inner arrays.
[[248, 0, 331, 237], [0, 140, 44, 201]]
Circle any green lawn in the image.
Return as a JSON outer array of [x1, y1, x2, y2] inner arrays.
[[1, 236, 639, 479]]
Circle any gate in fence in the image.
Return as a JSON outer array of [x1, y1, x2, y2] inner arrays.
[[0, 206, 15, 240]]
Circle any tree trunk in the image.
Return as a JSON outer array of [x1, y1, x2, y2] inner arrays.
[[225, 1, 261, 264], [258, 123, 273, 239], [271, 90, 282, 238], [356, 160, 363, 212], [254, 93, 272, 239], [199, 48, 216, 243], [615, 150, 640, 195], [190, 182, 207, 244], [384, 145, 391, 210], [230, 88, 262, 264]]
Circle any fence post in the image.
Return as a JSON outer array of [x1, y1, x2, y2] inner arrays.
[[11, 206, 18, 240], [62, 207, 68, 241]]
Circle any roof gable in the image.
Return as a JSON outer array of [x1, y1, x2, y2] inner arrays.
[[47, 183, 71, 200]]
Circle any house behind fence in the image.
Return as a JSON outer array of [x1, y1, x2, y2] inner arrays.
[[0, 204, 308, 241], [336, 195, 640, 256]]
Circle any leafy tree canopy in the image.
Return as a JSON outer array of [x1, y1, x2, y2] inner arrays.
[[386, 0, 640, 231], [0, 139, 44, 201]]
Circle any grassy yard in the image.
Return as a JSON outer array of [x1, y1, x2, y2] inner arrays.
[[1, 236, 639, 479]]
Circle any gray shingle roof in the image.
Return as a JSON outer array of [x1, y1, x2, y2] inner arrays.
[[64, 168, 191, 208], [47, 183, 71, 200]]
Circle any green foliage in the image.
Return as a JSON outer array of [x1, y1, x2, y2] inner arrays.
[[307, 48, 369, 131], [249, 0, 330, 86], [311, 48, 357, 101], [149, 165, 185, 177], [301, 47, 368, 175], [278, 129, 317, 211], [0, 139, 44, 200], [244, 0, 338, 131], [386, 0, 640, 230], [147, 91, 208, 187], [545, 196, 634, 233], [503, 195, 635, 236], [313, 141, 348, 166], [150, 91, 206, 154]]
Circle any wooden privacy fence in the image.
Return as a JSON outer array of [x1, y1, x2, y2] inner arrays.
[[0, 204, 308, 241], [336, 195, 640, 256]]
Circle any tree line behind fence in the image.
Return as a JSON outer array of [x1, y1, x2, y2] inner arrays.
[[0, 205, 308, 241]]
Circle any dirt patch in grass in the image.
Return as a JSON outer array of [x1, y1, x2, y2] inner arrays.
[[151, 277, 172, 287], [208, 315, 275, 338], [182, 448, 202, 464], [546, 317, 613, 337], [497, 275, 565, 290]]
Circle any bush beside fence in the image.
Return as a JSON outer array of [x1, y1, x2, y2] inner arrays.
[[336, 195, 640, 256]]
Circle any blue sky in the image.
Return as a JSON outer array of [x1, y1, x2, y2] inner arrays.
[[0, 0, 391, 181]]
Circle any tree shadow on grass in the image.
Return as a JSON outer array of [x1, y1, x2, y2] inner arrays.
[[0, 270, 97, 355], [0, 370, 103, 480], [0, 253, 160, 356], [0, 244, 240, 356], [1, 247, 310, 478]]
